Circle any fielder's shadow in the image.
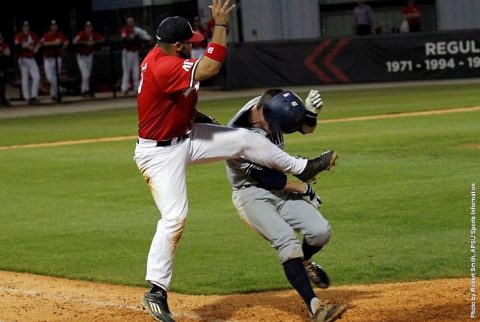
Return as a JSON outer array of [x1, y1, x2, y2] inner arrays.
[[191, 288, 375, 322]]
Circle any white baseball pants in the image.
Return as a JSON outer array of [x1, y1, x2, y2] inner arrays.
[[133, 123, 307, 290], [18, 58, 40, 100], [121, 49, 139, 93], [44, 57, 62, 98], [76, 54, 93, 93]]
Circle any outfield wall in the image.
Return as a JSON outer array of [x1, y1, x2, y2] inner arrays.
[[225, 30, 480, 88]]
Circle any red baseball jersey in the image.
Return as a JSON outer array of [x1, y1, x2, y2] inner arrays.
[[14, 32, 39, 58], [402, 5, 421, 26], [137, 46, 200, 141], [121, 26, 139, 51], [41, 31, 69, 57], [74, 31, 103, 55]]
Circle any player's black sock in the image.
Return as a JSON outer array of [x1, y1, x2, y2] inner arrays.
[[282, 258, 316, 312], [302, 239, 323, 261], [150, 283, 165, 293]]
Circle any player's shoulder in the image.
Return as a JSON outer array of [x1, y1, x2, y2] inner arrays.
[[149, 48, 198, 73]]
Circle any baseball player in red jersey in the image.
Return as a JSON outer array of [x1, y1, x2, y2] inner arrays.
[[73, 21, 104, 97], [402, 0, 422, 32], [41, 20, 69, 101], [0, 33, 11, 106], [134, 1, 337, 321], [120, 17, 151, 95], [14, 21, 41, 104]]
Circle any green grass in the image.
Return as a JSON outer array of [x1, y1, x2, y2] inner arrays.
[[0, 83, 479, 294]]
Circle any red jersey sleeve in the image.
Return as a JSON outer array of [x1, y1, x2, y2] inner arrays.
[[93, 32, 104, 41], [152, 56, 200, 94], [60, 33, 69, 43]]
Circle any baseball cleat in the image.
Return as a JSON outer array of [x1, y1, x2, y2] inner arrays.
[[312, 303, 348, 322], [295, 151, 338, 183], [303, 260, 330, 289], [143, 287, 175, 322]]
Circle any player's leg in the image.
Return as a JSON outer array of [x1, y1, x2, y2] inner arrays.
[[188, 123, 307, 174], [131, 52, 140, 92], [120, 49, 129, 93], [233, 186, 304, 262], [56, 58, 63, 98], [279, 195, 331, 288], [134, 139, 190, 321], [278, 194, 347, 319], [233, 187, 321, 315], [85, 55, 93, 94], [29, 60, 40, 100], [44, 58, 56, 98], [18, 58, 30, 100], [77, 54, 88, 94], [134, 139, 190, 290]]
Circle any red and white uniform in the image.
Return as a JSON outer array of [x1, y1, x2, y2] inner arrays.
[[134, 46, 308, 290], [15, 32, 41, 100], [402, 4, 422, 32], [41, 31, 69, 98], [120, 26, 151, 93], [74, 31, 104, 93]]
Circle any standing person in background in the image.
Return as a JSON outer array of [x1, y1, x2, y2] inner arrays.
[[353, 0, 373, 36], [402, 0, 422, 32], [41, 20, 69, 101], [15, 21, 40, 105], [73, 21, 104, 97], [120, 17, 152, 95], [191, 16, 208, 59], [0, 33, 11, 107]]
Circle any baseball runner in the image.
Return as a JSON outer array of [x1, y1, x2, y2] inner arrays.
[[14, 21, 40, 104], [120, 17, 151, 95], [0, 33, 11, 106], [133, 2, 337, 321], [226, 89, 346, 322], [73, 21, 104, 97], [41, 20, 69, 101]]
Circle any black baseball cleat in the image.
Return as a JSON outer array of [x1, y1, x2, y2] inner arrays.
[[312, 303, 348, 322], [303, 259, 330, 289], [143, 286, 175, 322], [295, 150, 337, 183]]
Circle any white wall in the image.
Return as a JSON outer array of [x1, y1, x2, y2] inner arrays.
[[436, 0, 480, 30], [240, 0, 320, 42]]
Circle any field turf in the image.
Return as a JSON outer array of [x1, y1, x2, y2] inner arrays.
[[0, 83, 478, 294]]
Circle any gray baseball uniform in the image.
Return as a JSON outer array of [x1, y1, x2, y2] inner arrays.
[[226, 97, 331, 264]]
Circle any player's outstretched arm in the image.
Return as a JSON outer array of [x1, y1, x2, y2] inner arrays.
[[195, 0, 236, 81]]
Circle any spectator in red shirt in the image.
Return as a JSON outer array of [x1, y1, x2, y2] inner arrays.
[[402, 0, 422, 32], [14, 21, 41, 104], [73, 21, 104, 97], [0, 33, 11, 106], [41, 20, 69, 101], [191, 16, 208, 59]]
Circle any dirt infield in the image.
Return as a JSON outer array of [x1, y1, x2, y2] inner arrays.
[[0, 271, 471, 322]]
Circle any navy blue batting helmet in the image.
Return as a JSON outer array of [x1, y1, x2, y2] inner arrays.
[[262, 91, 306, 133]]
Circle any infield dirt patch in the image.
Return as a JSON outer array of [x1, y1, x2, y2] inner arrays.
[[0, 271, 470, 322]]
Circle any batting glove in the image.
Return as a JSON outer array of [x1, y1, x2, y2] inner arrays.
[[305, 90, 324, 114], [301, 183, 322, 209]]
